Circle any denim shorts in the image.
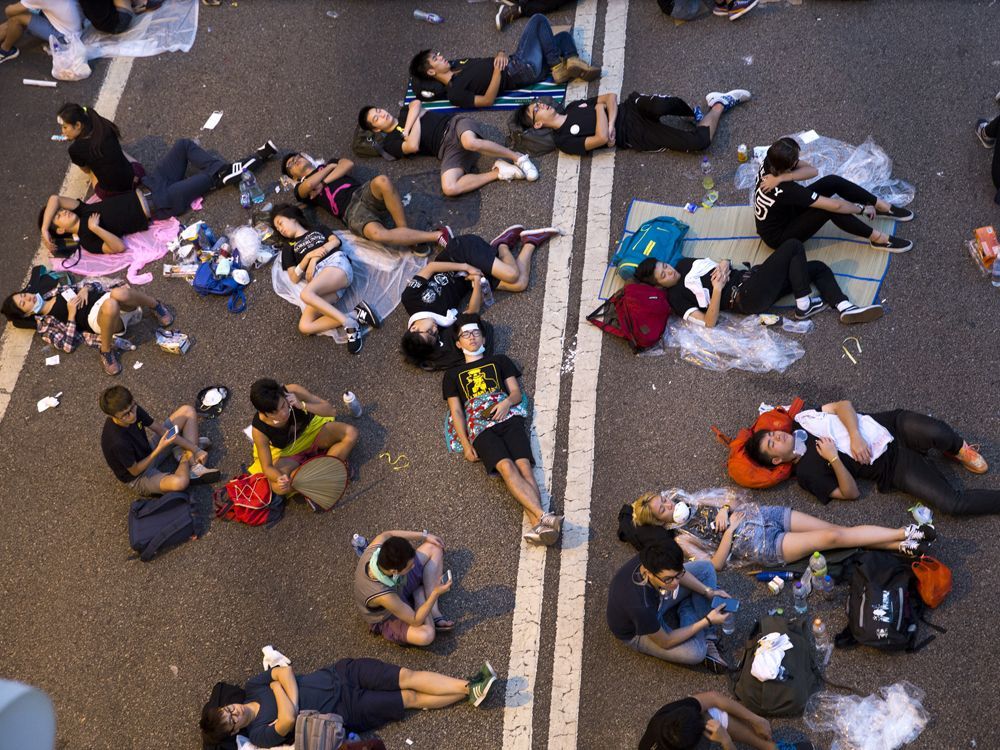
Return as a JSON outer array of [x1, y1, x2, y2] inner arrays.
[[731, 505, 791, 566], [26, 11, 67, 44]]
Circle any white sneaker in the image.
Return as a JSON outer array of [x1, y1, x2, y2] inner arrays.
[[516, 154, 539, 182], [190, 463, 222, 484], [494, 159, 525, 181], [706, 89, 752, 111]]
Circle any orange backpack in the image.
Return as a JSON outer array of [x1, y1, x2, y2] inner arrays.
[[711, 398, 804, 489], [912, 555, 952, 608]]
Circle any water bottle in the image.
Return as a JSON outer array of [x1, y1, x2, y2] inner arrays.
[[793, 582, 808, 614], [239, 172, 252, 209], [701, 156, 712, 174], [721, 614, 736, 636], [479, 275, 495, 308], [343, 391, 363, 418], [413, 9, 444, 23], [818, 574, 835, 601], [809, 551, 828, 586], [245, 172, 265, 205], [812, 618, 833, 667], [755, 571, 796, 581], [701, 156, 714, 190], [351, 533, 368, 557]]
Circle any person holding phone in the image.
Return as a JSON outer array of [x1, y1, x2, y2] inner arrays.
[[353, 530, 454, 647], [99, 385, 220, 496], [606, 539, 732, 672]]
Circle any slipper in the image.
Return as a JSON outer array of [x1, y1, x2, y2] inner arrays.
[[433, 617, 455, 632]]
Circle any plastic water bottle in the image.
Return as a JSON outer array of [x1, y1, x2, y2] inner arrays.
[[817, 574, 835, 601], [479, 276, 495, 308], [701, 156, 712, 174], [721, 614, 736, 636], [793, 582, 808, 614], [812, 618, 833, 667], [413, 9, 444, 23], [351, 533, 368, 557], [245, 172, 265, 205], [701, 157, 714, 190], [343, 391, 363, 418], [809, 551, 828, 585], [239, 172, 252, 209]]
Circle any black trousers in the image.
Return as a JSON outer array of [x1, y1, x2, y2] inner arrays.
[[878, 410, 1000, 516], [519, 0, 575, 13], [731, 239, 847, 314], [769, 175, 879, 248], [618, 92, 711, 153], [985, 115, 1000, 198]]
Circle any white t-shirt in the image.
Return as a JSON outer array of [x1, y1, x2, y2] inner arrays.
[[22, 0, 84, 37]]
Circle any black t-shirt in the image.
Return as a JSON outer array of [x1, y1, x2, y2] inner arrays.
[[606, 555, 661, 641], [754, 163, 821, 245], [68, 129, 133, 192], [296, 163, 360, 219], [279, 226, 336, 270], [79, 0, 120, 31], [49, 292, 101, 333], [793, 408, 898, 503], [73, 192, 149, 253], [401, 271, 470, 316], [447, 58, 509, 109], [442, 353, 520, 409], [665, 257, 745, 321], [101, 405, 155, 483], [244, 666, 344, 748], [639, 697, 708, 750], [552, 98, 601, 156], [382, 109, 453, 159], [252, 408, 316, 450]]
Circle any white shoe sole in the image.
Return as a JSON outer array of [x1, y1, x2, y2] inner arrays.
[[840, 305, 884, 325]]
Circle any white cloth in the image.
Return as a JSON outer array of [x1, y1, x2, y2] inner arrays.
[[261, 645, 291, 670], [794, 408, 894, 462], [683, 257, 718, 311], [408, 308, 458, 329], [236, 735, 293, 750], [707, 707, 729, 729], [23, 0, 83, 36], [750, 632, 793, 682]]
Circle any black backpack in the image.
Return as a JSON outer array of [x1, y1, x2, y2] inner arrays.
[[835, 550, 945, 653], [127, 492, 197, 561], [732, 615, 822, 717], [351, 126, 395, 161]]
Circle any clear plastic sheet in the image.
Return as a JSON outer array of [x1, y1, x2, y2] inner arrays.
[[640, 313, 805, 373], [83, 0, 199, 61], [735, 134, 916, 208], [804, 682, 930, 750], [228, 226, 263, 268]]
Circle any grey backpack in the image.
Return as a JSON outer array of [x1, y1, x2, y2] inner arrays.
[[294, 710, 346, 750]]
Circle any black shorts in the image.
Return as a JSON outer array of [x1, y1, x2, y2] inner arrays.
[[333, 658, 405, 732], [473, 415, 534, 474], [439, 234, 500, 289]]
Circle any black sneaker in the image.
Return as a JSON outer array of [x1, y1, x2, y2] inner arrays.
[[794, 299, 827, 320], [256, 139, 278, 160], [976, 119, 997, 149], [353, 301, 381, 330], [412, 243, 434, 258], [870, 235, 912, 253], [898, 537, 930, 558], [839, 303, 884, 325], [215, 161, 247, 188], [0, 46, 19, 64], [904, 523, 938, 544], [876, 205, 914, 222], [345, 328, 363, 355]]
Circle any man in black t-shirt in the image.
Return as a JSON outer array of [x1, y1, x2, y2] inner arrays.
[[442, 317, 562, 546], [746, 399, 1000, 516], [516, 88, 750, 156], [408, 16, 599, 109], [79, 0, 135, 34], [359, 101, 539, 195], [99, 385, 219, 496]]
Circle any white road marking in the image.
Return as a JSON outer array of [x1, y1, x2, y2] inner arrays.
[[501, 1, 599, 747], [0, 57, 134, 427], [546, 1, 629, 747]]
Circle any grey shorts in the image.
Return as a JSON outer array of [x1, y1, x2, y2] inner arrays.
[[127, 420, 175, 496], [343, 181, 390, 237], [439, 116, 481, 175], [732, 505, 792, 566]]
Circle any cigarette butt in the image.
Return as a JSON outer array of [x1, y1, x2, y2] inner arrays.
[[24, 78, 57, 88]]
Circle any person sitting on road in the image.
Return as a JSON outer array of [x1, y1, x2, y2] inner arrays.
[[516, 89, 750, 156], [402, 226, 559, 369], [359, 101, 539, 192], [57, 103, 144, 199], [409, 14, 599, 109], [272, 204, 379, 355], [0, 0, 83, 64], [606, 540, 730, 672], [494, 0, 577, 32], [632, 238, 883, 327], [638, 690, 812, 750], [623, 488, 936, 566], [99, 385, 219, 496], [2, 277, 173, 375], [248, 378, 359, 497], [746, 399, 998, 516], [282, 152, 449, 255], [974, 108, 1000, 205], [40, 138, 276, 255], [354, 530, 455, 646], [199, 659, 497, 748], [754, 136, 914, 252]]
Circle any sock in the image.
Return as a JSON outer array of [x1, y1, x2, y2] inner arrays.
[[837, 301, 853, 312], [795, 296, 812, 311]]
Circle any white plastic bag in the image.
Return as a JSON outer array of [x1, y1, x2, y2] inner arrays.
[[229, 225, 263, 268], [51, 34, 91, 81], [804, 682, 930, 750]]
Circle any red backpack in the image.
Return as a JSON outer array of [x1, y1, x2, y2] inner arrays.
[[587, 282, 671, 352], [711, 398, 804, 488], [213, 473, 278, 526]]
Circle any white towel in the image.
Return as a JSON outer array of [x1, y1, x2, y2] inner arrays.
[[261, 645, 291, 670], [794, 409, 893, 463], [751, 632, 793, 681], [683, 257, 718, 310]]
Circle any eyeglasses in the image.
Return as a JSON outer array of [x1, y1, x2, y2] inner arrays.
[[647, 570, 682, 587], [458, 329, 482, 341], [221, 706, 239, 732], [115, 403, 137, 420]]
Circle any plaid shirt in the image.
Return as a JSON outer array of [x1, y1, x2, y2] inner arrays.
[[33, 281, 124, 353]]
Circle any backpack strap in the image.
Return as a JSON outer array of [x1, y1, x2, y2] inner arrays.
[[140, 514, 193, 561], [227, 287, 247, 313]]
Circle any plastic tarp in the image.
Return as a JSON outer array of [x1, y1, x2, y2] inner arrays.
[[83, 0, 198, 61]]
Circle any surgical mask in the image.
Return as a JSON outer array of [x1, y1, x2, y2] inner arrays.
[[793, 429, 808, 458], [672, 501, 691, 525], [468, 345, 486, 355], [368, 547, 402, 588], [31, 294, 45, 314]]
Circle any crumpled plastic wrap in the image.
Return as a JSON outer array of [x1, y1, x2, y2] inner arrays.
[[735, 134, 916, 208], [804, 682, 930, 750], [639, 313, 804, 373]]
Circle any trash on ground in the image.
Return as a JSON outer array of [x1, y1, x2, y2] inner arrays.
[[155, 328, 191, 354], [24, 78, 57, 88], [45, 355, 60, 366], [37, 393, 63, 412], [201, 110, 223, 130], [805, 681, 929, 750]]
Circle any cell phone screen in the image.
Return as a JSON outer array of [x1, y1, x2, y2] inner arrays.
[[711, 596, 740, 612]]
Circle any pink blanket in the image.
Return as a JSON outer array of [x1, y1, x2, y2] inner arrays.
[[54, 218, 181, 285]]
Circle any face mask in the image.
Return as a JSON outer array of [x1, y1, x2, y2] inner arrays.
[[793, 429, 808, 458], [672, 501, 691, 525], [368, 547, 402, 588], [468, 345, 486, 356], [31, 294, 45, 314]]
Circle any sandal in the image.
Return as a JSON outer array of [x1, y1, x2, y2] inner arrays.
[[433, 616, 455, 632]]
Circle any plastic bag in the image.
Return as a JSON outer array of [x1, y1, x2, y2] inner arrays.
[[640, 313, 805, 373], [735, 134, 916, 208], [229, 225, 263, 268], [51, 34, 91, 81], [804, 682, 930, 750], [82, 0, 199, 60]]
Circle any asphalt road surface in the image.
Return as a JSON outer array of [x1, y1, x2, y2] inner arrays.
[[2, 1, 1000, 749]]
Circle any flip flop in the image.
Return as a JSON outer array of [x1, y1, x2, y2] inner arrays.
[[433, 617, 455, 632]]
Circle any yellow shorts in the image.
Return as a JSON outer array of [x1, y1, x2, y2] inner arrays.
[[248, 415, 336, 475]]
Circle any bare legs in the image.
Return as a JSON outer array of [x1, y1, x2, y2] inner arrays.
[[364, 175, 441, 246], [779, 510, 906, 562], [312, 421, 359, 462], [494, 241, 539, 293], [496, 457, 544, 526], [441, 166, 499, 197], [398, 668, 469, 710], [297, 267, 351, 335]]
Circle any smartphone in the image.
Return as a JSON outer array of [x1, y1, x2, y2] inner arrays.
[[60, 288, 77, 302], [164, 425, 179, 440], [440, 570, 452, 586], [711, 596, 740, 613]]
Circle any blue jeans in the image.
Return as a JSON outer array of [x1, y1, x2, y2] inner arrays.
[[508, 14, 577, 86], [143, 139, 226, 220], [629, 560, 717, 665]]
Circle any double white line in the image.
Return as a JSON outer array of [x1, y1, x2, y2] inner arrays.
[[502, 2, 629, 747]]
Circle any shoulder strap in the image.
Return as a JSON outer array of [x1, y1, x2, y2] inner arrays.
[[135, 492, 186, 518], [227, 287, 247, 313], [140, 514, 192, 561]]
